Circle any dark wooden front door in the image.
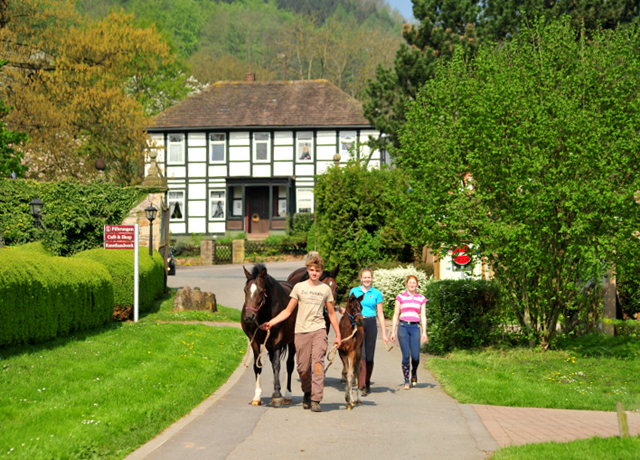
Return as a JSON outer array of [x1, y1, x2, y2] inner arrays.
[[246, 186, 269, 234]]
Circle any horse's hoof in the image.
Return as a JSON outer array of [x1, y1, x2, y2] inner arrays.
[[250, 400, 262, 406], [271, 397, 284, 407], [340, 377, 346, 384], [346, 404, 353, 410], [283, 398, 293, 405], [356, 400, 362, 406]]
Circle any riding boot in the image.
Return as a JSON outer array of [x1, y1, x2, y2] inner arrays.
[[402, 362, 410, 386], [359, 360, 367, 395], [365, 362, 374, 391]]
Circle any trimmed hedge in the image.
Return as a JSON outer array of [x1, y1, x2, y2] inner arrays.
[[10, 241, 52, 256], [74, 247, 165, 313], [424, 279, 507, 355], [0, 250, 113, 347]]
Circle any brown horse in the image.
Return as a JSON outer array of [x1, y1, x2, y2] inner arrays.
[[242, 264, 296, 407], [338, 292, 365, 410]]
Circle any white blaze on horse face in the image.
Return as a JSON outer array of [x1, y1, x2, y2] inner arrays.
[[249, 283, 258, 297], [253, 374, 262, 403]]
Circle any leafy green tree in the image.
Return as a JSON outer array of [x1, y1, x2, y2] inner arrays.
[[396, 18, 640, 349], [0, 62, 28, 179], [364, 0, 640, 146]]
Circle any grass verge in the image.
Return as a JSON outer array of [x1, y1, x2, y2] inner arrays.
[[491, 435, 640, 459], [139, 290, 242, 323], [426, 334, 640, 411], [0, 320, 247, 460]]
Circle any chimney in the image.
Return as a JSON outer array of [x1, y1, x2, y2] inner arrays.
[[244, 73, 255, 82]]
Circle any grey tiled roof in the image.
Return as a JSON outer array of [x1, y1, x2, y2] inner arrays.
[[150, 80, 371, 130]]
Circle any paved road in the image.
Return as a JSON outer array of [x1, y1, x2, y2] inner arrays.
[[167, 261, 304, 310], [130, 262, 497, 460]]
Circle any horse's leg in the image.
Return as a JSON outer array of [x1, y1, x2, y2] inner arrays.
[[269, 345, 284, 407], [251, 341, 263, 406], [339, 352, 348, 385], [345, 353, 354, 410], [284, 342, 295, 405], [354, 352, 362, 406]]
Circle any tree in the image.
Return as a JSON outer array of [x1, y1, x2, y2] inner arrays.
[[0, 62, 28, 178], [0, 0, 177, 184], [364, 0, 640, 146], [396, 18, 640, 349]]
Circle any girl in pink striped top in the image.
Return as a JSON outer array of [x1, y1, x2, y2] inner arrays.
[[390, 275, 428, 389]]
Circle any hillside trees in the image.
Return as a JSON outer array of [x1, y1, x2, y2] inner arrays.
[[364, 0, 640, 145], [395, 18, 640, 348], [0, 0, 180, 184]]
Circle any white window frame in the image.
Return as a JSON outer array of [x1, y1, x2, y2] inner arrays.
[[231, 186, 243, 217], [253, 132, 271, 163], [296, 131, 314, 163], [209, 190, 226, 220], [296, 189, 314, 213], [340, 131, 357, 160], [168, 190, 185, 222], [167, 134, 185, 165], [209, 133, 226, 163]]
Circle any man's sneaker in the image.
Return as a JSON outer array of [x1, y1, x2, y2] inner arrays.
[[310, 401, 322, 412], [302, 392, 311, 410]]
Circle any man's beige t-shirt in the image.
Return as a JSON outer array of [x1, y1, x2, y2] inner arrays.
[[290, 281, 334, 334]]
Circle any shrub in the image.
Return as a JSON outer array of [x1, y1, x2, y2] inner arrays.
[[424, 279, 507, 355], [291, 213, 314, 236], [372, 265, 432, 318], [0, 250, 113, 347], [11, 241, 52, 256], [0, 179, 149, 256], [74, 247, 164, 314]]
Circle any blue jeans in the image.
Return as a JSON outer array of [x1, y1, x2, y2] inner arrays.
[[397, 321, 421, 367]]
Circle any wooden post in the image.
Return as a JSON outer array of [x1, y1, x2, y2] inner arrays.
[[616, 401, 630, 438], [604, 270, 616, 336]]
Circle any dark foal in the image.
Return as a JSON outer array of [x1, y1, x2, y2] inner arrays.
[[338, 292, 365, 410], [242, 264, 296, 406]]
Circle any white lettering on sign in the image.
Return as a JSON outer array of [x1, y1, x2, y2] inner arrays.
[[104, 225, 135, 233], [104, 225, 137, 249], [105, 242, 135, 249]]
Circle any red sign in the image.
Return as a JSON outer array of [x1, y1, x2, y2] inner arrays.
[[104, 225, 136, 249], [452, 245, 471, 266]]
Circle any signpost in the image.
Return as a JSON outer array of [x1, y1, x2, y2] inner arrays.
[[104, 225, 139, 322]]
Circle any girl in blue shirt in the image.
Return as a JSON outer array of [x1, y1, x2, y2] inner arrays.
[[349, 268, 388, 396]]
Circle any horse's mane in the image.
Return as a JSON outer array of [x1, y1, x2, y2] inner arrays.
[[247, 264, 288, 298], [247, 263, 268, 281]]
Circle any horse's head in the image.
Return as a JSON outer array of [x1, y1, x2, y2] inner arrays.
[[321, 265, 339, 301], [345, 292, 364, 327], [243, 265, 269, 324]]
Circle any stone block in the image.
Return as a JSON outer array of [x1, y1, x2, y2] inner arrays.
[[173, 286, 217, 312]]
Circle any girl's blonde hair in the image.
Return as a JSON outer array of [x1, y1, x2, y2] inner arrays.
[[359, 268, 373, 279]]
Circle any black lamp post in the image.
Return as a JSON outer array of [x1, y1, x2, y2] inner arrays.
[[29, 196, 44, 228], [145, 205, 158, 256]]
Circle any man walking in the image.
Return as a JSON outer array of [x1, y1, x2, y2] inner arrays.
[[261, 255, 341, 412]]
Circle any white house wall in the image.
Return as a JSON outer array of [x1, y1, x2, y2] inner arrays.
[[160, 128, 380, 234]]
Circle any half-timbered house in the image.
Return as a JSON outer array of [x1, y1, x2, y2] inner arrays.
[[147, 77, 386, 236]]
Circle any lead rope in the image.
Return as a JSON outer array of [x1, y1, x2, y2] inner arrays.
[[245, 326, 271, 369], [385, 325, 394, 352], [324, 325, 358, 374]]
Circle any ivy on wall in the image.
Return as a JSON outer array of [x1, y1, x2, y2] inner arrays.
[[0, 179, 151, 256]]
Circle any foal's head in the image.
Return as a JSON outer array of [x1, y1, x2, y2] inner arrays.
[[320, 265, 339, 301], [345, 292, 364, 327], [243, 264, 269, 324]]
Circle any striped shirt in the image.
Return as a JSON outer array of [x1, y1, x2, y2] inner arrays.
[[395, 291, 427, 322]]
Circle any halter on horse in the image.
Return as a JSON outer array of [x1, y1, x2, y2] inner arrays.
[[242, 264, 296, 407]]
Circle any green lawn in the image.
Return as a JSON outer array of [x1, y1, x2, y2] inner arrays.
[[491, 435, 640, 459], [427, 334, 640, 412], [0, 297, 246, 460]]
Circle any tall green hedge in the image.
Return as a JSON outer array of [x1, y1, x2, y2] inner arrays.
[[74, 247, 165, 313], [0, 179, 151, 256], [0, 250, 114, 347], [424, 279, 512, 355]]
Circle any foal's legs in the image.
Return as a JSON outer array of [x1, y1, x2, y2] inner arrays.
[[354, 353, 362, 405], [344, 353, 355, 410]]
